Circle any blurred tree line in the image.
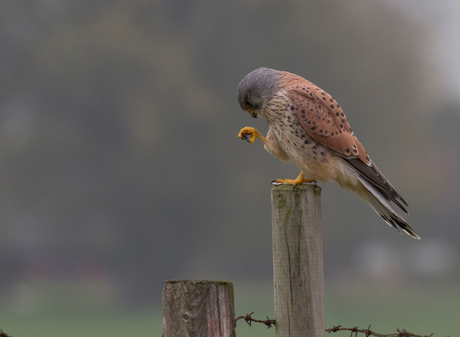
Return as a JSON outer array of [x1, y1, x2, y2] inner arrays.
[[0, 0, 458, 306]]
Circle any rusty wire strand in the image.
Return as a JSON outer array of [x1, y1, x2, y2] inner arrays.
[[234, 313, 440, 337], [234, 312, 275, 329], [326, 325, 435, 337]]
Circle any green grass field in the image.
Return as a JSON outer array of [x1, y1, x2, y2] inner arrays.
[[1, 281, 458, 337]]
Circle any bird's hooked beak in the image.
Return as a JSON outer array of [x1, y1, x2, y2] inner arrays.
[[248, 110, 258, 119]]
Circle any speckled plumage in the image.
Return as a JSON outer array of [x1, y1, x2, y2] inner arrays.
[[237, 67, 419, 239]]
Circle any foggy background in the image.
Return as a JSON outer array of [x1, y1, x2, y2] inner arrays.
[[1, 0, 459, 336]]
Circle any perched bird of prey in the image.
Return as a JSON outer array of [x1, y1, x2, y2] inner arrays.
[[237, 67, 419, 239]]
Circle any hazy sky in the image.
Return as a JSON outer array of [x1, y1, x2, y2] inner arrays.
[[386, 0, 460, 102]]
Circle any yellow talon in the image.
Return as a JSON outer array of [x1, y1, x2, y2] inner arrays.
[[275, 173, 314, 186], [238, 126, 259, 144]]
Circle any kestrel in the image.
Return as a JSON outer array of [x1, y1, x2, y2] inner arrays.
[[237, 67, 419, 239]]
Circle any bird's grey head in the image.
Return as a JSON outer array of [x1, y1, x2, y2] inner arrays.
[[237, 67, 279, 119]]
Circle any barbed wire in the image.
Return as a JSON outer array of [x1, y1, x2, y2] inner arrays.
[[326, 325, 435, 337], [234, 312, 441, 337], [234, 312, 275, 329]]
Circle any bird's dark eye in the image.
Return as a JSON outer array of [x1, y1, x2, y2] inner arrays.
[[244, 100, 251, 108]]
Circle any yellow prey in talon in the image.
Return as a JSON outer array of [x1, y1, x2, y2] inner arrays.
[[238, 126, 267, 144], [275, 173, 314, 186]]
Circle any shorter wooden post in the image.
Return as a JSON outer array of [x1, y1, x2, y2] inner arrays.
[[162, 280, 235, 337], [272, 184, 324, 337]]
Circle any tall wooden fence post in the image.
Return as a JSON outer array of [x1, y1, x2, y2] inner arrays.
[[162, 280, 236, 337], [272, 184, 325, 337]]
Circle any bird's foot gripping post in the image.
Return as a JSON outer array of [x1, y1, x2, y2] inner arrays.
[[272, 172, 315, 186], [272, 184, 325, 337]]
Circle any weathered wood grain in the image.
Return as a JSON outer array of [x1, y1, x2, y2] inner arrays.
[[162, 280, 235, 337], [271, 184, 324, 337]]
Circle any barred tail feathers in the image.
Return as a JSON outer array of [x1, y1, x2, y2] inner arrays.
[[357, 176, 420, 240]]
